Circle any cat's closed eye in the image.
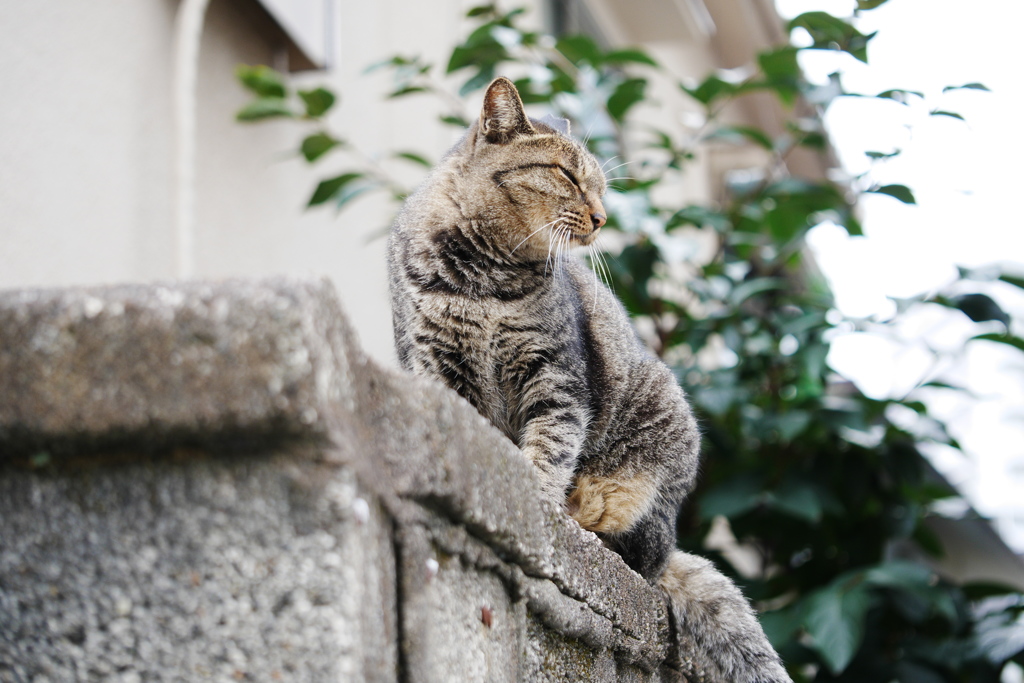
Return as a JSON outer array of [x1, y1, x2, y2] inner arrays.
[[555, 165, 582, 189]]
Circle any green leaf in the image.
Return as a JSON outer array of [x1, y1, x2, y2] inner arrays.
[[694, 381, 745, 417], [557, 34, 604, 67], [447, 41, 506, 75], [856, 0, 890, 8], [543, 62, 577, 96], [681, 75, 736, 106], [863, 561, 957, 623], [440, 114, 470, 128], [700, 476, 763, 520], [771, 476, 826, 522], [446, 45, 477, 73], [943, 82, 990, 93], [789, 12, 875, 63], [389, 85, 430, 98], [666, 206, 731, 231], [776, 410, 814, 441], [300, 132, 340, 162], [648, 129, 675, 152], [951, 293, 1010, 325], [464, 21, 502, 48], [913, 522, 945, 559], [298, 87, 336, 117], [703, 126, 774, 150], [803, 581, 872, 674], [999, 273, 1024, 290], [334, 179, 379, 210], [842, 214, 864, 236], [760, 181, 849, 241], [364, 54, 422, 74], [459, 66, 497, 96], [236, 64, 287, 98], [512, 77, 552, 105], [921, 380, 966, 391], [236, 97, 293, 121], [757, 47, 802, 104], [865, 149, 901, 160], [308, 172, 365, 207], [394, 151, 432, 168], [466, 4, 497, 17], [930, 109, 965, 121], [604, 48, 658, 67], [758, 46, 801, 82], [796, 130, 827, 149], [607, 78, 647, 122], [971, 333, 1024, 353], [961, 581, 1023, 600], [760, 606, 803, 649], [876, 88, 923, 103], [729, 278, 786, 306], [863, 561, 932, 591], [868, 184, 916, 204]]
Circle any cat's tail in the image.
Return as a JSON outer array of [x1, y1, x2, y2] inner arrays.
[[658, 551, 792, 683]]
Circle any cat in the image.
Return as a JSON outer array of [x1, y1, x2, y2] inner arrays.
[[387, 76, 791, 683]]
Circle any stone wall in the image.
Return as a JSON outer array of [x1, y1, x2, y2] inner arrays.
[[0, 278, 686, 682]]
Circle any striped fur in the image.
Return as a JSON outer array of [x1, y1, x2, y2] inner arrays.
[[387, 77, 790, 682]]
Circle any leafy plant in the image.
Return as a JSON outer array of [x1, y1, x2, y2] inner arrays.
[[237, 4, 1024, 679]]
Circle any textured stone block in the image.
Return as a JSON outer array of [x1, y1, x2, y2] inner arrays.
[[0, 277, 684, 682]]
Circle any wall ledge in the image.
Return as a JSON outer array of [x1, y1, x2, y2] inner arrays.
[[0, 277, 686, 681]]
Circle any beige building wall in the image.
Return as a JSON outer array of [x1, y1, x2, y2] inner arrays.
[[1, 2, 178, 288], [0, 0, 483, 364], [0, 0, 775, 365]]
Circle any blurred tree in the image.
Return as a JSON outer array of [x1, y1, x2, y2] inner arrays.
[[237, 3, 1024, 680]]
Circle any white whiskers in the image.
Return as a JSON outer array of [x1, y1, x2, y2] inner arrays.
[[585, 239, 614, 313], [511, 218, 560, 256], [582, 122, 596, 149], [546, 224, 568, 277], [600, 155, 621, 172], [556, 225, 572, 282], [589, 241, 613, 289], [603, 160, 634, 176]]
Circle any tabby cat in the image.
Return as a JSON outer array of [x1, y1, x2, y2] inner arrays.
[[388, 77, 790, 683]]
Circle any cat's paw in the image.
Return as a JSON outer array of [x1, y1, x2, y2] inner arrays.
[[522, 449, 573, 503], [568, 474, 658, 534]]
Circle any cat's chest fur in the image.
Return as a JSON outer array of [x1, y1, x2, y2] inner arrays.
[[407, 250, 590, 441]]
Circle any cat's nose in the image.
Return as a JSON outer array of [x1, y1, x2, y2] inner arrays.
[[591, 213, 606, 229]]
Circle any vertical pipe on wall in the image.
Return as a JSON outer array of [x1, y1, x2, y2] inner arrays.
[[173, 0, 212, 279]]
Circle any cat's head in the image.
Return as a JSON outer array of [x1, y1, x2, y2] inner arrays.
[[459, 77, 607, 257]]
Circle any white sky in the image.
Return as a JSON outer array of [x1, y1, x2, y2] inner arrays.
[[774, 0, 1024, 551]]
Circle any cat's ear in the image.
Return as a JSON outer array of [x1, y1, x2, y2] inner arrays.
[[479, 77, 534, 144]]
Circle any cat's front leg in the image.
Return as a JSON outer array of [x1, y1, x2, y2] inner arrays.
[[520, 444, 577, 503], [515, 381, 589, 503]]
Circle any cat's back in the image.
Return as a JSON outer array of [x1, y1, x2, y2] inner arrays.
[[559, 257, 694, 462]]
